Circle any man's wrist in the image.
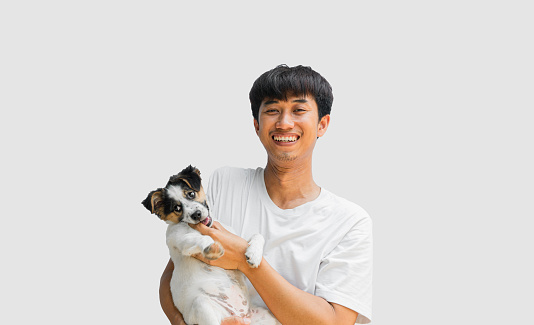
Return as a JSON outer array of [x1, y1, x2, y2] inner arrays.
[[239, 256, 264, 277]]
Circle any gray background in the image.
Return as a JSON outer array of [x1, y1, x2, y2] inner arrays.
[[1, 1, 532, 324]]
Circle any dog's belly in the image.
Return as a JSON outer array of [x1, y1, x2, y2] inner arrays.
[[170, 256, 252, 320], [196, 267, 250, 318]]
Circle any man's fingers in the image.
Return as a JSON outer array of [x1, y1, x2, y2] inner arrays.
[[189, 222, 210, 235], [211, 221, 223, 230], [190, 221, 225, 236]]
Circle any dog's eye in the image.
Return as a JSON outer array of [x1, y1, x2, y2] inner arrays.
[[187, 192, 196, 199], [174, 205, 182, 213]]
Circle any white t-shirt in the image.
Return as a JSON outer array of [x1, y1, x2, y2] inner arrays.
[[207, 167, 373, 324]]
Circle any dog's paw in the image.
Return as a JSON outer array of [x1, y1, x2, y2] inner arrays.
[[245, 249, 262, 268], [245, 234, 264, 268], [203, 241, 225, 260]]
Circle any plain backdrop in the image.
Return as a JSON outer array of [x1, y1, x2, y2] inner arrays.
[[1, 1, 532, 324]]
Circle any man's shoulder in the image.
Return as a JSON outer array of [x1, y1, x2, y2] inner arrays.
[[209, 166, 263, 193], [211, 166, 262, 180], [207, 167, 264, 218], [320, 188, 371, 223]]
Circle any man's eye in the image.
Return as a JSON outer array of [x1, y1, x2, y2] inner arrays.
[[174, 205, 182, 212], [187, 192, 196, 199]]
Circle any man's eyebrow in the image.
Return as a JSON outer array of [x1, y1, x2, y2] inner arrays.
[[263, 98, 309, 105]]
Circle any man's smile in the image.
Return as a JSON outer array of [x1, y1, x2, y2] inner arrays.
[[272, 135, 300, 143]]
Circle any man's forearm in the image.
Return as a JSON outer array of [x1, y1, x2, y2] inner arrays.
[[241, 258, 358, 325]]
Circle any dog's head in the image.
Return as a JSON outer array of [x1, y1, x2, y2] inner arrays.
[[142, 165, 212, 227]]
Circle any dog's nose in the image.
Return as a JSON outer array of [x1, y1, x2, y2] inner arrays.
[[191, 210, 202, 221]]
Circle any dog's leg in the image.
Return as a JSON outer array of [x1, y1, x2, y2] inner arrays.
[[168, 232, 225, 260], [245, 234, 265, 268]]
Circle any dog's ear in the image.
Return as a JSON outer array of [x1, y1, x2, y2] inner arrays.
[[169, 165, 202, 191], [142, 189, 165, 218]]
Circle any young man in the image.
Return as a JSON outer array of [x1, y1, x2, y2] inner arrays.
[[160, 65, 373, 324]]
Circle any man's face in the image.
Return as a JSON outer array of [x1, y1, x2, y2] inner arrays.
[[254, 94, 330, 164]]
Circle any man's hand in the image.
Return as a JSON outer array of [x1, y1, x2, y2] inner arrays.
[[189, 221, 250, 271]]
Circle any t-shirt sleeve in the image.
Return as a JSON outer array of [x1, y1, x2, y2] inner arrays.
[[315, 215, 373, 324], [206, 168, 222, 211], [206, 167, 228, 221], [206, 166, 251, 228]]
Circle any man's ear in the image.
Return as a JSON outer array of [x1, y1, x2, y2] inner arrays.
[[317, 114, 330, 138], [254, 118, 259, 135], [142, 189, 164, 218]]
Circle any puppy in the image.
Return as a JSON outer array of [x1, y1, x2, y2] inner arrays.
[[142, 165, 279, 325]]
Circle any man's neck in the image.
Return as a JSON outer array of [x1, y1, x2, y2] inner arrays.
[[264, 160, 321, 210]]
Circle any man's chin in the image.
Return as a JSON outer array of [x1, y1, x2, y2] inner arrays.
[[273, 153, 298, 162]]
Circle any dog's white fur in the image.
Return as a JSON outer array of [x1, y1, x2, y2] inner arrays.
[[155, 182, 280, 325]]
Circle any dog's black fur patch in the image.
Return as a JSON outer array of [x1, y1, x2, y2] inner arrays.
[[163, 196, 181, 217], [168, 165, 202, 191], [142, 190, 156, 211]]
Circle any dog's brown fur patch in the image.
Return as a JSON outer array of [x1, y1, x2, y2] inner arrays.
[[150, 190, 165, 216], [144, 190, 183, 223], [181, 187, 207, 205], [179, 178, 194, 190], [196, 187, 207, 204], [164, 211, 181, 224]]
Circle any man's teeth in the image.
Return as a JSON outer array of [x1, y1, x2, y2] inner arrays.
[[274, 136, 298, 142]]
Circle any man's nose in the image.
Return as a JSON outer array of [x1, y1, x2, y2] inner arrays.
[[276, 111, 294, 129]]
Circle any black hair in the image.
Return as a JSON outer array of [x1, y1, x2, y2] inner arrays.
[[249, 64, 333, 122]]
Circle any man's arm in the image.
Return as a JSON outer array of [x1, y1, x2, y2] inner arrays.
[[244, 257, 358, 325], [191, 222, 359, 325]]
